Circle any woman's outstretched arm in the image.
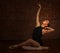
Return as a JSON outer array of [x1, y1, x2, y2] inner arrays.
[[36, 4, 41, 27]]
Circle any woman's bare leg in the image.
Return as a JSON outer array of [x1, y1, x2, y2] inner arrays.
[[17, 39, 40, 47], [9, 39, 40, 49]]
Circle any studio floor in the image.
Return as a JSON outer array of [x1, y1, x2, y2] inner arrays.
[[0, 39, 60, 53]]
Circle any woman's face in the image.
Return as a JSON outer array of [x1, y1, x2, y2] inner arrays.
[[42, 20, 49, 27]]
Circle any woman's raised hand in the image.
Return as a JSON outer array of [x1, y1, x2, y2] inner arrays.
[[38, 4, 41, 8]]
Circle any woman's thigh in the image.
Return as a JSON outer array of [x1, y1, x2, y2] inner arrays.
[[26, 39, 40, 47]]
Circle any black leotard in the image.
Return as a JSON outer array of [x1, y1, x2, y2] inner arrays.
[[32, 26, 43, 46]]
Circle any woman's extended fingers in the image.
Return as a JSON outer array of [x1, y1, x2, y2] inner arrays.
[[38, 4, 41, 8]]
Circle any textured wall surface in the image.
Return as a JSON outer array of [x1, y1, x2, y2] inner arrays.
[[0, 0, 60, 40]]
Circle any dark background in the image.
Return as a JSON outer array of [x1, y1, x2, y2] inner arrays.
[[0, 0, 60, 41]]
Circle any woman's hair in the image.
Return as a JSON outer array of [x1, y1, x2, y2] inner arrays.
[[47, 24, 50, 27]]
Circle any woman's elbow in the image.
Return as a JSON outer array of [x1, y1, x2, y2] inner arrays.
[[51, 29, 55, 31]]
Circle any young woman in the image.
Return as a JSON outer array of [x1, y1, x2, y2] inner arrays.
[[9, 4, 55, 49]]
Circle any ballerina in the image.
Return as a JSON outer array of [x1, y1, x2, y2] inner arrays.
[[9, 4, 55, 50]]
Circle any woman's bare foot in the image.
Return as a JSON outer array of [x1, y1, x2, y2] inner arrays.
[[9, 45, 18, 49]]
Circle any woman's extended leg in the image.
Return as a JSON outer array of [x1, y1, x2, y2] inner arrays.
[[9, 39, 40, 49], [17, 39, 40, 47]]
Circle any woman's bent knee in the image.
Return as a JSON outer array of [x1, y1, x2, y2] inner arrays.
[[27, 39, 33, 42]]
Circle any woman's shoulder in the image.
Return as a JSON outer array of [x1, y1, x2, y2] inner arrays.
[[34, 26, 42, 29]]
